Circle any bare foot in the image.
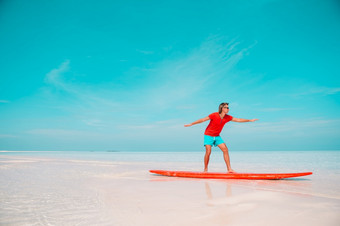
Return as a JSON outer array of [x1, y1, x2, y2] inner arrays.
[[204, 169, 208, 173], [228, 169, 236, 173]]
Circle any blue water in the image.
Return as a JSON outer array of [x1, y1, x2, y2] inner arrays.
[[1, 150, 339, 173]]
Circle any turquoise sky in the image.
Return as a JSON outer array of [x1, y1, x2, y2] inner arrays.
[[1, 0, 339, 151]]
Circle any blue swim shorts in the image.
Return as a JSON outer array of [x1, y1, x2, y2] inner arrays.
[[204, 135, 225, 147]]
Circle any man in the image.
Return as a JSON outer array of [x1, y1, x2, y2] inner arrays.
[[184, 102, 258, 173]]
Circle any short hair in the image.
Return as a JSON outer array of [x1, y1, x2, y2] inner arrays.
[[218, 102, 229, 114]]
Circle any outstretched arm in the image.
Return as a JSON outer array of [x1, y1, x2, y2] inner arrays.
[[231, 117, 259, 123], [184, 116, 210, 127]]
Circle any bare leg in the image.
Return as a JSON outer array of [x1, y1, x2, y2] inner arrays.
[[204, 145, 212, 172], [217, 143, 235, 173]]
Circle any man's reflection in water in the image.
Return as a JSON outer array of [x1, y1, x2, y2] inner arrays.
[[205, 182, 232, 206], [204, 182, 234, 225]]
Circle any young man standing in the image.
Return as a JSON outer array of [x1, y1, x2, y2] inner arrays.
[[184, 102, 258, 173]]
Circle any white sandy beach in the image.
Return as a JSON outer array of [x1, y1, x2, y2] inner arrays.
[[0, 151, 339, 226]]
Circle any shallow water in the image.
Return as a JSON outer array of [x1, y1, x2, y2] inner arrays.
[[0, 150, 339, 225]]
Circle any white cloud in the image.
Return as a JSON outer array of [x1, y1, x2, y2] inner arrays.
[[44, 60, 71, 90], [39, 37, 256, 131], [26, 129, 107, 139], [136, 49, 154, 55], [42, 60, 121, 125], [285, 86, 340, 97], [117, 119, 182, 130], [316, 87, 340, 95], [82, 119, 107, 127], [141, 36, 256, 110], [259, 107, 302, 112], [119, 124, 157, 130], [0, 134, 17, 138], [227, 118, 340, 134]]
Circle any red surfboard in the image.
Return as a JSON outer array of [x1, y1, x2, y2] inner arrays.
[[149, 170, 312, 180]]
